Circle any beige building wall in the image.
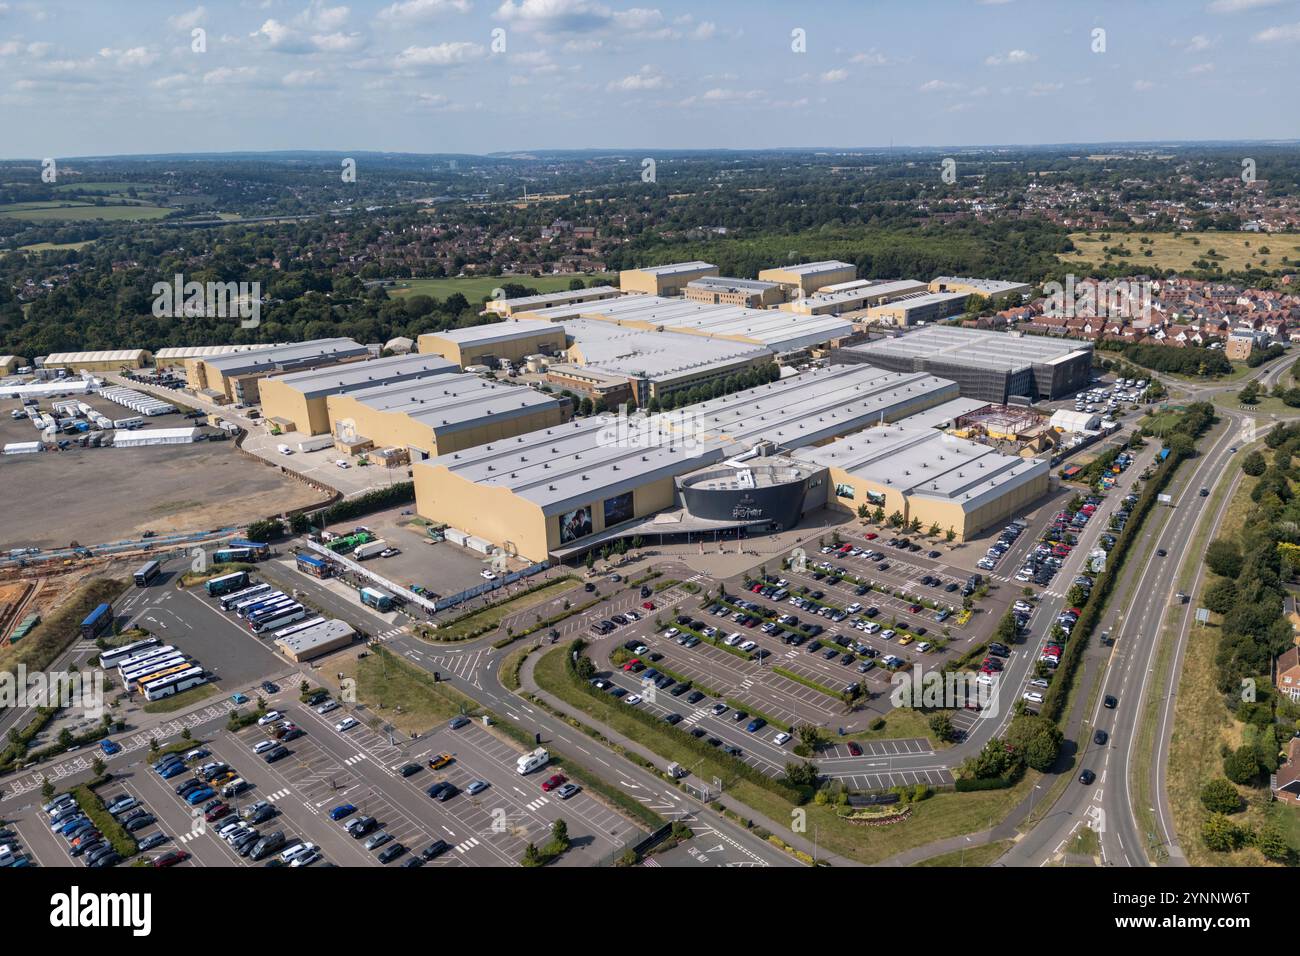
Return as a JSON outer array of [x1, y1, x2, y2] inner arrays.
[[824, 467, 1048, 541], [619, 264, 718, 296], [0, 356, 27, 374], [758, 264, 857, 295], [259, 379, 332, 435], [417, 328, 568, 368], [326, 393, 571, 458], [46, 353, 151, 372]]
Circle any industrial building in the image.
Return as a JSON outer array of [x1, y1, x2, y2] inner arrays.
[[40, 349, 152, 372], [758, 261, 858, 295], [541, 364, 636, 409], [836, 326, 1094, 403], [684, 276, 785, 308], [274, 619, 355, 662], [618, 261, 718, 296], [782, 279, 929, 316], [184, 338, 369, 405], [417, 320, 567, 369], [0, 355, 27, 375], [558, 318, 775, 407], [413, 364, 962, 561], [260, 353, 458, 436], [486, 285, 621, 317], [515, 293, 853, 354], [324, 370, 571, 461], [864, 291, 971, 326], [928, 276, 1034, 301], [111, 427, 203, 447], [792, 422, 1050, 540], [154, 344, 280, 365]]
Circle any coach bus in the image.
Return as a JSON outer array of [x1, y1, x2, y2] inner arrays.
[[233, 590, 285, 617], [133, 560, 162, 587], [247, 600, 301, 627], [220, 583, 272, 612], [142, 667, 207, 702], [204, 571, 249, 597], [98, 637, 161, 670], [227, 538, 270, 561], [242, 596, 294, 621], [80, 603, 114, 641], [115, 645, 179, 677], [250, 606, 306, 634], [129, 660, 193, 692], [123, 655, 189, 687]]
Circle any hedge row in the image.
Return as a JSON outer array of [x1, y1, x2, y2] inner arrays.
[[565, 639, 807, 804], [1040, 440, 1188, 721]]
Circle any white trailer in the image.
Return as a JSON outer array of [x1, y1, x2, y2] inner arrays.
[[352, 539, 388, 561]]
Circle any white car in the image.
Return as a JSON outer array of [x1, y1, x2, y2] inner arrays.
[[480, 569, 497, 580], [1022, 691, 1044, 704], [334, 459, 350, 469], [316, 700, 339, 715], [253, 740, 278, 754], [662, 628, 679, 638], [624, 694, 642, 706], [724, 633, 743, 646], [1028, 678, 1050, 688], [738, 640, 757, 653], [633, 644, 648, 655], [257, 710, 283, 726], [773, 732, 792, 746], [334, 717, 359, 733], [880, 629, 896, 640]]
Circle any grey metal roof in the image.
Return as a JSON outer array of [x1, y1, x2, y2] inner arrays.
[[341, 371, 565, 436], [424, 319, 560, 347], [494, 286, 621, 309], [274, 619, 355, 655], [767, 260, 855, 276], [793, 422, 1049, 512], [844, 326, 1093, 373], [267, 353, 456, 399], [420, 363, 959, 514], [197, 338, 367, 375], [525, 295, 852, 352], [630, 261, 716, 277], [565, 318, 772, 382], [687, 276, 781, 293], [930, 276, 1032, 296]]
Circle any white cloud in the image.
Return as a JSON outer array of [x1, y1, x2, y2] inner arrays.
[[1028, 81, 1062, 96], [607, 64, 668, 91], [378, 0, 472, 22], [282, 69, 330, 87], [203, 66, 258, 84], [251, 5, 363, 53], [679, 86, 761, 107], [820, 68, 848, 84], [1188, 61, 1216, 74], [850, 49, 890, 66], [1132, 78, 1155, 91], [99, 46, 158, 68], [1208, 0, 1285, 12], [1184, 34, 1212, 52], [496, 0, 665, 36], [985, 48, 1036, 66], [1253, 21, 1300, 42], [394, 40, 486, 69], [168, 6, 206, 31], [919, 79, 961, 93]]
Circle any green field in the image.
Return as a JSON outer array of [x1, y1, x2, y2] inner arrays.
[[0, 201, 172, 222], [12, 240, 95, 253], [1062, 230, 1300, 273], [386, 274, 615, 302], [53, 182, 144, 194]]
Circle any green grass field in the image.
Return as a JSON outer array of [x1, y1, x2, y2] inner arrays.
[[1062, 231, 1300, 274], [53, 181, 143, 194], [12, 240, 95, 253], [0, 201, 172, 222], [386, 274, 615, 302]]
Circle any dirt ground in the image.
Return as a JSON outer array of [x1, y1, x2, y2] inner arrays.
[[0, 441, 329, 549]]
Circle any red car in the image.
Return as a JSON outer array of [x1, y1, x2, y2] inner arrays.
[[750, 583, 763, 593], [204, 802, 231, 822], [641, 601, 655, 610], [908, 604, 922, 614], [541, 774, 567, 792], [622, 658, 640, 671], [152, 850, 190, 868], [847, 742, 863, 756], [864, 532, 878, 540]]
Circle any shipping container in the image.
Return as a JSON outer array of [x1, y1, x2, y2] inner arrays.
[[359, 587, 394, 612]]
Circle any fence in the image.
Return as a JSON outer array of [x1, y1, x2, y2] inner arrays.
[[434, 563, 551, 612]]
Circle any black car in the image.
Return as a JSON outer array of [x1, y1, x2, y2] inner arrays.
[[402, 856, 425, 868], [690, 727, 707, 738], [1104, 695, 1118, 709], [1093, 729, 1108, 745], [732, 710, 748, 722], [421, 840, 451, 860], [663, 713, 682, 725], [261, 680, 280, 694], [436, 784, 458, 802], [669, 683, 689, 697], [686, 691, 705, 704], [399, 763, 422, 777], [264, 745, 290, 763], [136, 833, 169, 852], [347, 816, 378, 838], [377, 843, 407, 864], [426, 782, 449, 800], [1079, 769, 1096, 785], [640, 586, 652, 598], [584, 582, 596, 592]]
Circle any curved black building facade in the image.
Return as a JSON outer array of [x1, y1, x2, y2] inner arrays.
[[677, 461, 818, 531]]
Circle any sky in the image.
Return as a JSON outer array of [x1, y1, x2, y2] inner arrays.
[[1, 0, 1299, 157]]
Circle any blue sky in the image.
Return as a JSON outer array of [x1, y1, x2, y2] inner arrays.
[[1, 0, 1298, 156]]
